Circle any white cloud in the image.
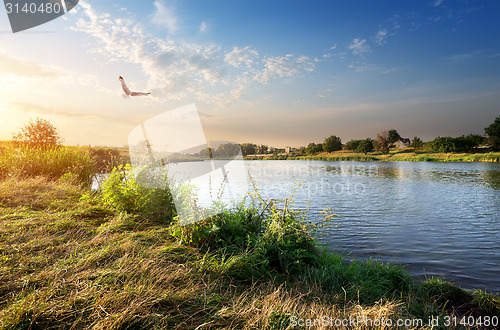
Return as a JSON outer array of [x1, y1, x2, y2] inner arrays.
[[348, 38, 370, 56], [225, 46, 259, 68], [433, 0, 444, 7], [152, 0, 178, 34], [374, 29, 388, 45], [255, 55, 315, 83], [199, 20, 209, 33], [72, 2, 315, 106]]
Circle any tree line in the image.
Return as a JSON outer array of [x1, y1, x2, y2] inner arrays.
[[8, 115, 500, 156], [239, 115, 500, 156]]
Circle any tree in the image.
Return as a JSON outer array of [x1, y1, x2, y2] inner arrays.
[[214, 143, 240, 158], [305, 143, 323, 155], [427, 137, 456, 152], [485, 116, 500, 138], [322, 135, 342, 152], [410, 137, 424, 149], [256, 144, 268, 154], [240, 143, 256, 156], [356, 138, 374, 154], [485, 116, 500, 150], [388, 129, 400, 144], [13, 117, 62, 148], [374, 131, 390, 154], [344, 139, 362, 151]]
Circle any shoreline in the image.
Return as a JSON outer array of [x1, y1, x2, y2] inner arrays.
[[244, 150, 500, 163]]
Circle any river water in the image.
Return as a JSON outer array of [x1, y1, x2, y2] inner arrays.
[[244, 160, 500, 293]]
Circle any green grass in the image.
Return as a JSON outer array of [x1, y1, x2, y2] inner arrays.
[[0, 145, 99, 186]]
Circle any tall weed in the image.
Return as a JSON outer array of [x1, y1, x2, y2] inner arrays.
[[0, 145, 97, 186]]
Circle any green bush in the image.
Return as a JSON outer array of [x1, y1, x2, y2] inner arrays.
[[356, 138, 374, 154], [100, 164, 176, 223], [344, 139, 362, 151], [170, 198, 320, 277]]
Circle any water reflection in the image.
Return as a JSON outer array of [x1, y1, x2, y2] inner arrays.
[[248, 160, 500, 293]]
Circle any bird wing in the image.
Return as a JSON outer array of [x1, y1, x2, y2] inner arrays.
[[130, 92, 151, 96], [119, 76, 132, 96]]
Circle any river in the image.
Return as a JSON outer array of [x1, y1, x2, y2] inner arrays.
[[243, 160, 500, 293]]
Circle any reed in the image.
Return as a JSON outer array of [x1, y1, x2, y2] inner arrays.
[[0, 145, 98, 186]]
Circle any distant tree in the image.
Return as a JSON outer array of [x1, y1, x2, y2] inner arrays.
[[322, 135, 342, 152], [214, 143, 240, 158], [374, 131, 390, 154], [426, 137, 456, 152], [13, 117, 62, 148], [485, 116, 500, 138], [305, 143, 323, 155], [257, 144, 268, 154], [388, 129, 400, 144], [199, 147, 212, 159], [240, 143, 257, 156], [485, 116, 500, 150], [356, 138, 374, 154], [344, 139, 362, 151], [410, 137, 424, 149], [454, 134, 484, 152], [427, 135, 484, 153]]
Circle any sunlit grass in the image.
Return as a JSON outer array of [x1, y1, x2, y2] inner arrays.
[[0, 145, 98, 186]]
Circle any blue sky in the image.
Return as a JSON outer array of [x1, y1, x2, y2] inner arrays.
[[0, 0, 499, 147]]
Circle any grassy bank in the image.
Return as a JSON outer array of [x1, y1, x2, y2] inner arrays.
[[0, 146, 499, 328], [246, 150, 500, 162]]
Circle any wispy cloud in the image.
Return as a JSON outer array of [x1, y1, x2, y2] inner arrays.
[[432, 0, 444, 7], [225, 46, 259, 68], [152, 0, 178, 34], [348, 38, 370, 56], [199, 20, 209, 33], [446, 51, 480, 63], [72, 1, 316, 106], [12, 102, 100, 119], [0, 52, 59, 78], [374, 28, 388, 45], [255, 55, 314, 83]]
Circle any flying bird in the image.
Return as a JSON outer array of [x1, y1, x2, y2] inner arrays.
[[119, 76, 151, 96]]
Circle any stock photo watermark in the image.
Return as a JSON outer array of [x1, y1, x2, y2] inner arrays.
[[4, 0, 79, 33], [128, 104, 249, 225]]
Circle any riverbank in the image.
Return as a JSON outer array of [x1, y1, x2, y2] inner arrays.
[[1, 175, 499, 329], [245, 150, 500, 162]]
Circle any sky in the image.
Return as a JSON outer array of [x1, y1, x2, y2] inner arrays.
[[0, 0, 499, 147]]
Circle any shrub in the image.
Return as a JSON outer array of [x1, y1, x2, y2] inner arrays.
[[426, 137, 456, 152], [100, 164, 176, 223], [170, 197, 320, 277], [426, 135, 484, 152]]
